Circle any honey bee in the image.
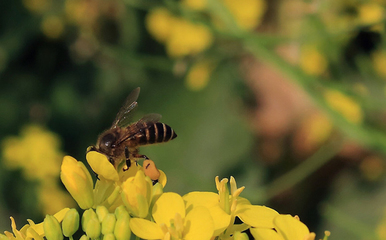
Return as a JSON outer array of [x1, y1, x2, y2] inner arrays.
[[88, 87, 177, 171]]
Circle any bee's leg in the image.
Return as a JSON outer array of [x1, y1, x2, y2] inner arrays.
[[123, 147, 131, 171], [132, 153, 149, 160]]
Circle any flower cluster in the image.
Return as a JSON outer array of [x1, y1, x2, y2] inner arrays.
[[1, 125, 74, 214], [1, 150, 329, 240]]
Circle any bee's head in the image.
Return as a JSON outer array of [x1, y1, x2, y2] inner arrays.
[[96, 131, 118, 154]]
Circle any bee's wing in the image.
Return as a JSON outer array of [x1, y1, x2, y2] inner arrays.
[[135, 113, 162, 129], [112, 87, 141, 128]]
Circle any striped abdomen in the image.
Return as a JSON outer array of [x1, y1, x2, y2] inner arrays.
[[138, 122, 177, 145]]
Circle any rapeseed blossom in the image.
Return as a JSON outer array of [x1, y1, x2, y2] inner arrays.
[[323, 89, 363, 124], [2, 148, 328, 240], [1, 125, 74, 214]]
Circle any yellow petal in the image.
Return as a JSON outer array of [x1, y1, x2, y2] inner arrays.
[[130, 218, 164, 239], [250, 228, 283, 240], [236, 205, 279, 228], [153, 193, 185, 227], [183, 206, 214, 240], [183, 192, 219, 210], [208, 205, 231, 236], [274, 215, 310, 240], [158, 170, 167, 187], [86, 151, 119, 182]]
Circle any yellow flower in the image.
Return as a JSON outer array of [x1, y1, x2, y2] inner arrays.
[[121, 170, 153, 218], [146, 8, 213, 58], [39, 182, 75, 215], [250, 215, 316, 240], [222, 0, 266, 31], [372, 50, 386, 77], [183, 176, 278, 237], [60, 156, 94, 209], [130, 192, 214, 240], [323, 89, 363, 124], [185, 59, 216, 91], [300, 45, 328, 76], [2, 209, 70, 240], [145, 8, 174, 43], [2, 125, 63, 180], [166, 19, 213, 58], [358, 3, 384, 25]]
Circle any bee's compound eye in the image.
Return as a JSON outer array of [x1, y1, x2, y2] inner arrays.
[[100, 133, 116, 149]]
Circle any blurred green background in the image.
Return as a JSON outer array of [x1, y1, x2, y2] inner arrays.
[[1, 0, 386, 239]]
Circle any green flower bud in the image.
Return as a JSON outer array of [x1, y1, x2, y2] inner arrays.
[[103, 233, 116, 240], [43, 215, 63, 240], [79, 234, 88, 240], [85, 218, 101, 240], [101, 214, 116, 235], [233, 231, 249, 240], [96, 206, 109, 222], [62, 208, 79, 237], [114, 206, 129, 220], [114, 207, 131, 240], [82, 209, 98, 232]]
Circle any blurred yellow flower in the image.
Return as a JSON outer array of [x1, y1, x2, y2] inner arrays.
[[146, 8, 213, 58], [294, 112, 333, 153], [185, 59, 216, 91], [358, 3, 384, 25], [300, 45, 328, 76], [1, 125, 72, 214], [323, 89, 363, 124], [2, 125, 63, 180], [222, 0, 266, 31], [39, 182, 75, 215], [372, 50, 386, 77], [145, 8, 173, 43], [41, 16, 65, 39]]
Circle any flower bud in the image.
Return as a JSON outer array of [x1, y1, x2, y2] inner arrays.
[[81, 209, 102, 239], [82, 209, 98, 232], [114, 208, 131, 240], [233, 231, 249, 240], [96, 206, 109, 222], [62, 208, 79, 237], [101, 214, 116, 235], [60, 156, 94, 209], [121, 171, 151, 218], [79, 234, 88, 240], [43, 215, 63, 240], [85, 218, 101, 239], [103, 233, 116, 240]]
